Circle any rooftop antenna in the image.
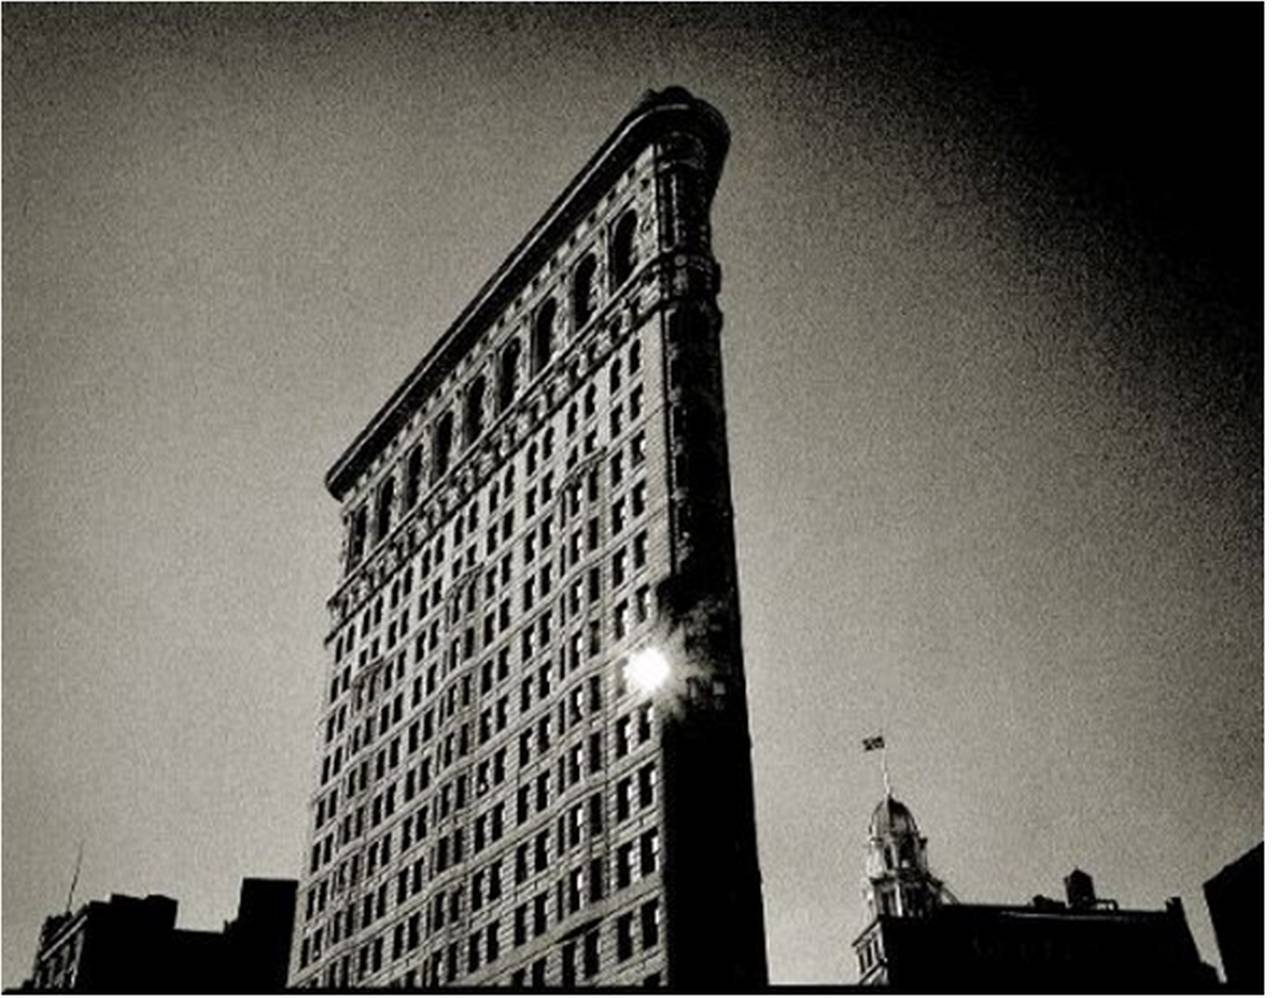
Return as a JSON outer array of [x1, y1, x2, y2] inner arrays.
[[64, 840, 84, 913]]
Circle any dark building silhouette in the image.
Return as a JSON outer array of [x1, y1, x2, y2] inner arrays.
[[852, 794, 1217, 990], [222, 878, 299, 991], [1204, 842, 1262, 993], [289, 87, 767, 988], [22, 878, 296, 992]]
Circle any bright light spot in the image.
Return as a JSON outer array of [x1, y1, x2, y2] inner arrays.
[[625, 647, 671, 693]]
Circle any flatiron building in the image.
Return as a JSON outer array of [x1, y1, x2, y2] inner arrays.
[[289, 87, 767, 989]]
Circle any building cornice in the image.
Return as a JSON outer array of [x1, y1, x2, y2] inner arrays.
[[323, 87, 729, 500]]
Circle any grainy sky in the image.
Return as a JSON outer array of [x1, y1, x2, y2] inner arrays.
[[3, 4, 1261, 986]]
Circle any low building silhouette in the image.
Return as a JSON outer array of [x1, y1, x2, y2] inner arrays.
[[851, 792, 1218, 991], [1204, 842, 1262, 993], [22, 878, 296, 992]]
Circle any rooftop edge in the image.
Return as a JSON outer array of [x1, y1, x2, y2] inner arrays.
[[323, 86, 729, 500]]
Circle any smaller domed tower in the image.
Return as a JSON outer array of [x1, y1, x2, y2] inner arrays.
[[863, 795, 946, 921]]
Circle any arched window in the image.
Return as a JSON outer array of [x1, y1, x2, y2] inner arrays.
[[404, 445, 423, 512], [432, 411, 454, 481], [532, 298, 556, 376], [376, 476, 396, 541], [573, 254, 597, 329], [610, 210, 638, 287], [498, 339, 521, 412], [464, 376, 486, 447]]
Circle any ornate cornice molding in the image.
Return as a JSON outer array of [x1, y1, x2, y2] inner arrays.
[[324, 88, 728, 501]]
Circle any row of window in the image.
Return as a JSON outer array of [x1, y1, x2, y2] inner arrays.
[[310, 575, 658, 880], [315, 592, 655, 826], [304, 332, 660, 972], [309, 702, 659, 917], [334, 344, 646, 679], [330, 394, 650, 811], [318, 467, 653, 818], [307, 780, 661, 955], [327, 488, 649, 760], [321, 495, 651, 800], [303, 816, 661, 975], [328, 414, 648, 775], [304, 890, 661, 990], [344, 209, 642, 573]]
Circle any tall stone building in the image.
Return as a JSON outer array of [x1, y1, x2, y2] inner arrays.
[[289, 88, 767, 989]]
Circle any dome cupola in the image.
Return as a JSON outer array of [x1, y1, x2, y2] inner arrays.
[[869, 796, 920, 839], [862, 791, 946, 922]]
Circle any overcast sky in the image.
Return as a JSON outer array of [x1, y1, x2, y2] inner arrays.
[[3, 5, 1261, 985]]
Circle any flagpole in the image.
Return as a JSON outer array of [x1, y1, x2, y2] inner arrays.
[[881, 731, 892, 801]]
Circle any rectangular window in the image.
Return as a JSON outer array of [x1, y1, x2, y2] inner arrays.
[[641, 829, 660, 875], [639, 762, 656, 807], [616, 842, 634, 888], [589, 792, 604, 836], [641, 899, 660, 948], [533, 893, 548, 936], [486, 920, 500, 963], [616, 912, 634, 962], [589, 856, 605, 901], [561, 941, 577, 987], [583, 928, 600, 979], [514, 903, 527, 946], [636, 584, 652, 623], [632, 479, 647, 516], [568, 866, 583, 913], [488, 860, 502, 901], [589, 732, 603, 773], [616, 776, 631, 821]]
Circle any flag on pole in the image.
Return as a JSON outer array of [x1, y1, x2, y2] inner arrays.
[[862, 734, 885, 752]]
